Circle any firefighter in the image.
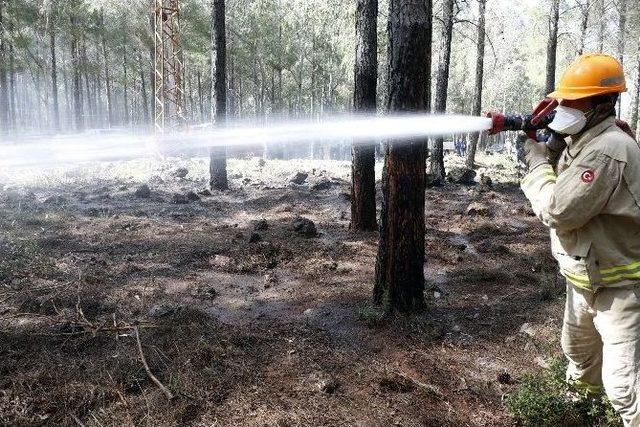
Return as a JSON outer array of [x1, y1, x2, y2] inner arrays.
[[521, 53, 640, 426]]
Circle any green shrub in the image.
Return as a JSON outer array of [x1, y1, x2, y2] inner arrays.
[[506, 356, 622, 427]]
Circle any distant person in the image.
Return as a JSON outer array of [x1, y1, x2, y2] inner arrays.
[[520, 53, 640, 425], [460, 139, 467, 157]]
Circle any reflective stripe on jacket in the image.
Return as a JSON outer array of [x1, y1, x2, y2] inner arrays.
[[522, 116, 640, 290]]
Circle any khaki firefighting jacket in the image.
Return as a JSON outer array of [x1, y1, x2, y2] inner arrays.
[[521, 116, 640, 290]]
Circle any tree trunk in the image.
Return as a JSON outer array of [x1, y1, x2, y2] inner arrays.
[[71, 17, 84, 131], [598, 0, 605, 51], [209, 0, 228, 190], [0, 0, 9, 132], [351, 0, 378, 232], [465, 0, 486, 169], [138, 52, 150, 125], [429, 0, 454, 180], [616, 0, 627, 64], [374, 0, 429, 313], [8, 42, 16, 131], [81, 40, 94, 128], [632, 53, 640, 133], [616, 0, 627, 118], [102, 27, 113, 127], [197, 70, 204, 121], [50, 28, 60, 131], [578, 0, 590, 55], [545, 0, 560, 96], [123, 44, 129, 126], [425, 0, 432, 112]]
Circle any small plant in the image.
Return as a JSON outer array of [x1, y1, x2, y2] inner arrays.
[[506, 356, 622, 427], [357, 305, 386, 327]]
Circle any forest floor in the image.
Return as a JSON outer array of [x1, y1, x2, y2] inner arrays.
[[0, 152, 564, 427]]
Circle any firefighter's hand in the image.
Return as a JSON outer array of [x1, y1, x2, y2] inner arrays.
[[523, 136, 548, 171], [616, 119, 636, 140]]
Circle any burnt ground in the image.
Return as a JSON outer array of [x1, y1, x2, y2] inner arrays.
[[0, 155, 564, 426]]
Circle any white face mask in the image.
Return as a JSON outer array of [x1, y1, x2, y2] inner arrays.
[[548, 105, 590, 135]]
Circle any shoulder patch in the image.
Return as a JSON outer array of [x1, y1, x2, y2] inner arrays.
[[581, 170, 595, 183]]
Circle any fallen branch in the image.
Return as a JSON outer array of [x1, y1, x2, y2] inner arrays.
[[134, 326, 175, 401], [70, 413, 86, 427]]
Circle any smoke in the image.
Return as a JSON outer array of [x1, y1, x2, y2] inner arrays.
[[0, 114, 492, 170]]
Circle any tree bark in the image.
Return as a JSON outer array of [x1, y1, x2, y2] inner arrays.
[[598, 0, 605, 51], [631, 52, 640, 133], [578, 0, 590, 55], [616, 0, 627, 118], [101, 12, 114, 128], [71, 16, 84, 131], [8, 41, 16, 131], [374, 0, 429, 313], [465, 0, 486, 169], [0, 0, 9, 133], [425, 0, 432, 112], [616, 0, 627, 65], [209, 0, 228, 190], [123, 43, 130, 126], [351, 0, 378, 232], [50, 28, 60, 131], [545, 0, 560, 96], [429, 0, 454, 180], [138, 52, 150, 125]]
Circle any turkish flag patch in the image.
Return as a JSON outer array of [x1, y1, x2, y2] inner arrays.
[[581, 170, 595, 183]]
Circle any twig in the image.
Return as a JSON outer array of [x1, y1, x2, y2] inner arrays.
[[70, 413, 86, 427], [134, 326, 175, 401]]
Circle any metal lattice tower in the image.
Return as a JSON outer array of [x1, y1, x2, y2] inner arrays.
[[154, 0, 185, 133]]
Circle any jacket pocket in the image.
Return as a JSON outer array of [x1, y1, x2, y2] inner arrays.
[[552, 238, 600, 288]]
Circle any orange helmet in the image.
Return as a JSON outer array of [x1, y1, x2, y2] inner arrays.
[[547, 54, 627, 100]]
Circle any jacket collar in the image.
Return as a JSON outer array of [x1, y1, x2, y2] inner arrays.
[[567, 116, 616, 158]]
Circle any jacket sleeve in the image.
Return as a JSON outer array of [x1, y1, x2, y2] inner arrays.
[[521, 150, 620, 231]]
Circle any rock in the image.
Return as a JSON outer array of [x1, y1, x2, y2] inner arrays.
[[433, 291, 442, 299], [134, 184, 151, 199], [263, 274, 278, 289], [253, 219, 269, 231], [230, 172, 243, 179], [519, 322, 537, 338], [172, 194, 190, 204], [311, 179, 334, 191], [242, 178, 251, 185], [210, 255, 232, 268], [147, 304, 181, 318], [186, 191, 200, 202], [466, 202, 491, 216], [293, 217, 317, 237], [248, 232, 262, 243], [257, 158, 266, 168], [289, 172, 309, 185], [317, 378, 339, 394], [447, 167, 477, 185], [198, 189, 213, 197], [452, 324, 461, 333], [173, 167, 189, 178], [425, 173, 444, 188]]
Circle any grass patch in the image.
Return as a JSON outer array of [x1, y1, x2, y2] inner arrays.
[[0, 236, 53, 283], [357, 305, 386, 327], [506, 357, 622, 426]]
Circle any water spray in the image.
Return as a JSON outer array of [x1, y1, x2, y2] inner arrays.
[[0, 114, 493, 170]]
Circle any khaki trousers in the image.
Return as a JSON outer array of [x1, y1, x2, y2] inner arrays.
[[562, 283, 640, 426]]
